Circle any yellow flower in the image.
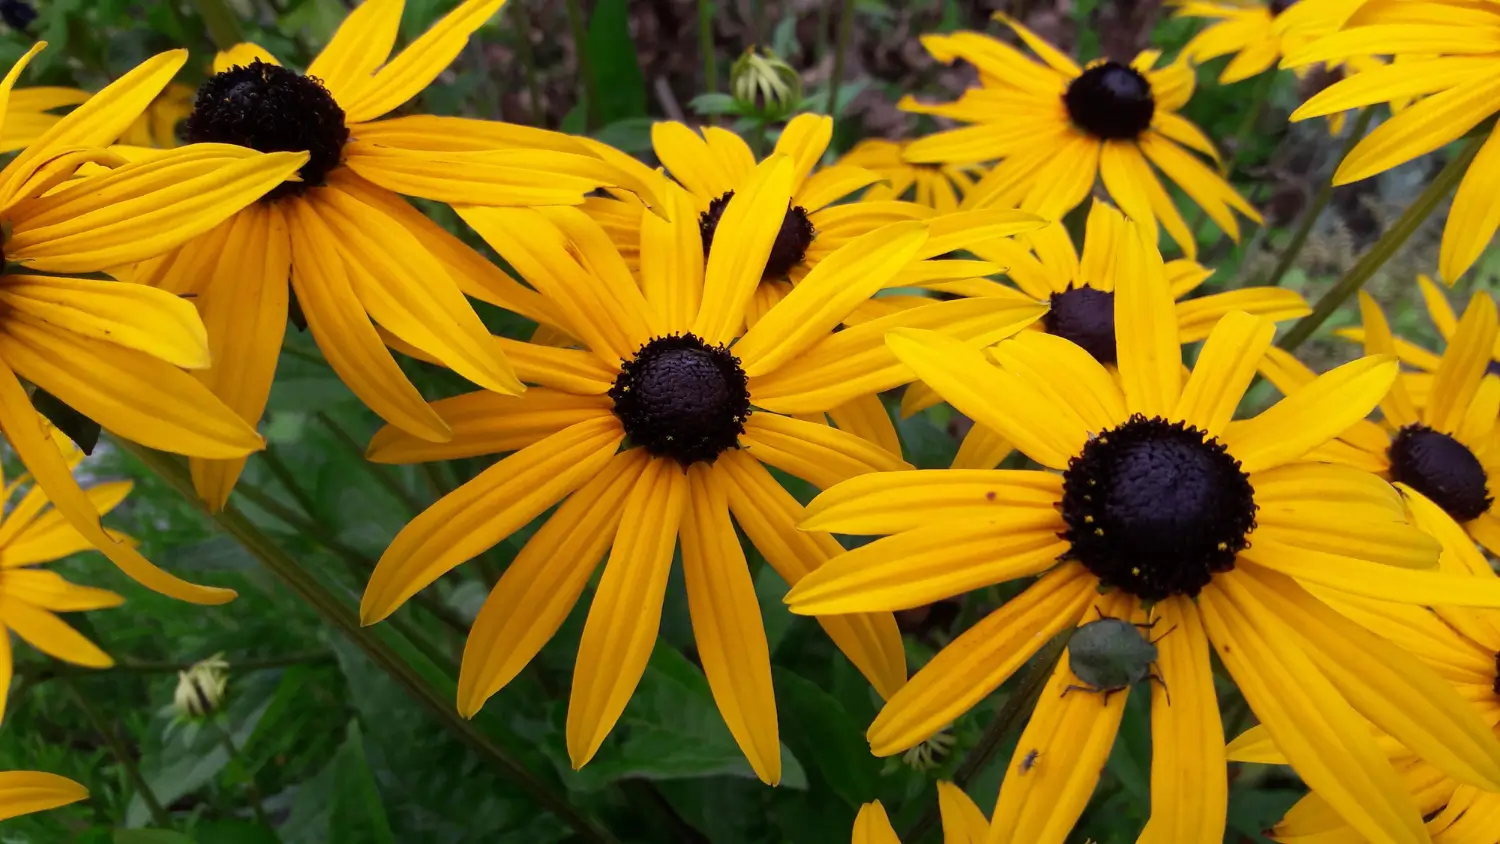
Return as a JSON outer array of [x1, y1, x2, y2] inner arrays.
[[786, 220, 1500, 844], [901, 15, 1261, 258], [129, 0, 664, 512], [838, 139, 982, 213], [0, 86, 88, 153], [0, 46, 308, 605], [583, 113, 1018, 325], [900, 203, 1310, 469], [0, 771, 86, 821], [0, 457, 129, 721], [1263, 288, 1500, 561], [1283, 0, 1500, 283], [359, 156, 1048, 783], [852, 781, 988, 843]]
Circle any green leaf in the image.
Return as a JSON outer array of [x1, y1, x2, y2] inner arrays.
[[689, 93, 743, 117], [592, 118, 655, 155], [772, 668, 879, 807], [114, 832, 196, 844], [585, 0, 646, 123], [329, 721, 396, 844], [31, 387, 99, 454]]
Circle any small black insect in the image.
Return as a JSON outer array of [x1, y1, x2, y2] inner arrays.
[[1061, 609, 1175, 705], [1018, 748, 1042, 775]]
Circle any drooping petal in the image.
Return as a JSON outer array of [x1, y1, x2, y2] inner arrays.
[[566, 457, 687, 769], [1, 481, 132, 568], [0, 594, 111, 667], [456, 449, 646, 717], [680, 464, 781, 784], [1138, 596, 1227, 844], [866, 564, 1096, 756], [361, 416, 623, 624], [0, 570, 122, 612]]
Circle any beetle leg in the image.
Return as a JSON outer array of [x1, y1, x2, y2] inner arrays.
[[1147, 623, 1179, 645], [1061, 683, 1100, 699], [1147, 671, 1172, 706]]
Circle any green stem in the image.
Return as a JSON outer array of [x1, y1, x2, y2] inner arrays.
[[119, 442, 621, 844], [314, 412, 424, 518], [232, 481, 472, 640], [259, 446, 319, 522], [212, 721, 279, 840], [63, 677, 173, 828], [510, 1, 547, 126], [698, 0, 718, 93], [1277, 129, 1485, 353], [190, 0, 244, 51], [565, 0, 600, 131], [1263, 107, 1377, 288], [902, 630, 1071, 842], [826, 0, 854, 116]]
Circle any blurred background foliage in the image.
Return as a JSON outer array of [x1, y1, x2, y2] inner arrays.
[[0, 0, 1487, 842]]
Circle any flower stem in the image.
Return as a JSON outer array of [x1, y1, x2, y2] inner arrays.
[[211, 721, 279, 840], [901, 629, 1071, 840], [63, 677, 173, 828], [698, 0, 718, 93], [118, 441, 621, 844], [510, 1, 547, 126], [826, 0, 855, 116], [18, 651, 333, 679], [1277, 130, 1485, 353], [189, 0, 244, 51], [564, 0, 600, 131], [1263, 107, 1377, 288]]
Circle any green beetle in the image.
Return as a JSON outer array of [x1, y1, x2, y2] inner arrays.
[[1061, 611, 1173, 705]]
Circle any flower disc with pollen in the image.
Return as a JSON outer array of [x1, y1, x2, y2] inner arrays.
[[610, 333, 751, 466], [1045, 286, 1117, 364], [1061, 415, 1257, 601], [1064, 62, 1156, 141], [184, 60, 349, 199], [1389, 424, 1493, 522], [699, 190, 816, 279]]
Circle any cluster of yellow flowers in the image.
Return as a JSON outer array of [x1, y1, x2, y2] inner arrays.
[[0, 0, 1496, 841]]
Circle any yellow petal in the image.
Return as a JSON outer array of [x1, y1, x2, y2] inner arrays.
[[639, 180, 703, 328], [802, 469, 1062, 535], [1225, 355, 1398, 473], [361, 416, 622, 624], [566, 457, 687, 769], [866, 564, 1095, 756], [0, 594, 111, 667], [987, 330, 1129, 434], [2, 481, 132, 568], [1174, 311, 1274, 436], [1442, 128, 1500, 283], [0, 273, 210, 370], [0, 771, 87, 822], [692, 155, 798, 345], [774, 113, 834, 192], [827, 393, 902, 458], [340, 0, 507, 123], [937, 781, 990, 844], [853, 801, 902, 844], [0, 570, 123, 612], [1423, 291, 1497, 435], [681, 464, 781, 784], [952, 423, 1014, 470], [717, 450, 906, 699], [1174, 288, 1310, 343], [1114, 217, 1183, 416], [1334, 73, 1500, 185], [305, 0, 401, 105], [1357, 291, 1422, 428], [741, 413, 909, 492], [653, 120, 737, 200], [457, 449, 646, 717], [367, 389, 612, 464], [212, 42, 280, 74], [7, 146, 307, 274], [1138, 596, 1227, 844]]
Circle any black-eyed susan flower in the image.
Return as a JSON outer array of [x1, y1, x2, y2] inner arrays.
[[0, 46, 308, 605], [1263, 289, 1500, 560], [852, 781, 988, 843], [901, 202, 1310, 470], [0, 771, 86, 821], [128, 0, 666, 511], [1283, 0, 1500, 283], [1227, 575, 1500, 842], [0, 456, 130, 721], [1173, 0, 1368, 84], [901, 16, 1261, 258], [359, 156, 1049, 784], [839, 139, 981, 213], [786, 220, 1500, 844]]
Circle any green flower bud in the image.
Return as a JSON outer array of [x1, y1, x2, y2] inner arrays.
[[730, 47, 802, 121]]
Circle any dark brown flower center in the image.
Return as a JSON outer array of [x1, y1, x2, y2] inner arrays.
[[1064, 62, 1155, 141], [610, 333, 751, 466], [1061, 415, 1257, 600], [185, 60, 348, 200], [1045, 285, 1117, 364], [1389, 424, 1492, 522], [699, 190, 816, 279]]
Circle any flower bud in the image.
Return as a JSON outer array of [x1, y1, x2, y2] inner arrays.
[[173, 654, 229, 719], [730, 47, 802, 121]]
